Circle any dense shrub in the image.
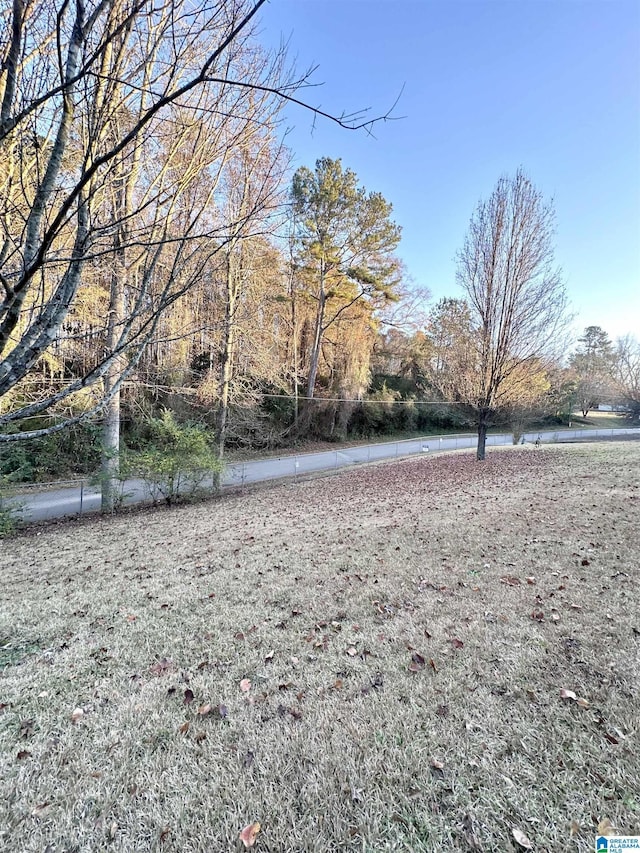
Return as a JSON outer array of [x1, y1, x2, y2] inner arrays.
[[128, 410, 221, 504]]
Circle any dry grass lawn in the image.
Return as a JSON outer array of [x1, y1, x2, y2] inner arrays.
[[1, 441, 639, 852]]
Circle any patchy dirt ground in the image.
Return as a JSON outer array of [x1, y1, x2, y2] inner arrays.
[[1, 442, 639, 852]]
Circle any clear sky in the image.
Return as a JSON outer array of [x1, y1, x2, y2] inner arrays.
[[258, 0, 640, 344]]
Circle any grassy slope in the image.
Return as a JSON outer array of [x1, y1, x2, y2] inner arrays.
[[1, 442, 638, 852]]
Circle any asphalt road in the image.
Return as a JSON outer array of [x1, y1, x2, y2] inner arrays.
[[5, 427, 639, 524]]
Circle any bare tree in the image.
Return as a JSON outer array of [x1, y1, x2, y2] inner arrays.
[[454, 169, 569, 459], [0, 0, 394, 452], [615, 335, 640, 420]]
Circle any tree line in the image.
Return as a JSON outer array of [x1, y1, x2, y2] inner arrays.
[[1, 1, 638, 503]]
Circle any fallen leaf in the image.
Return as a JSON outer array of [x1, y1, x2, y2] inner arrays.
[[346, 646, 358, 657], [429, 658, 438, 672], [108, 821, 118, 839], [194, 731, 206, 743], [431, 757, 444, 769], [450, 638, 464, 650], [501, 576, 521, 586], [31, 802, 50, 817], [17, 750, 31, 760], [196, 703, 212, 716], [240, 679, 251, 693], [551, 612, 560, 622], [512, 827, 533, 849], [559, 689, 577, 700], [160, 826, 171, 843], [183, 689, 194, 705], [604, 732, 619, 745], [576, 697, 591, 709], [126, 614, 137, 622], [149, 657, 172, 676], [239, 821, 261, 848], [71, 707, 84, 723], [411, 652, 426, 665], [570, 819, 580, 836], [218, 704, 228, 719], [526, 576, 536, 585], [178, 721, 190, 734], [531, 610, 544, 621], [264, 651, 274, 662], [597, 818, 616, 836]]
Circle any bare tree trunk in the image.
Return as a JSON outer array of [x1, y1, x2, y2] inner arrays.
[[217, 252, 238, 457], [101, 259, 126, 511], [306, 264, 326, 399], [476, 410, 489, 461]]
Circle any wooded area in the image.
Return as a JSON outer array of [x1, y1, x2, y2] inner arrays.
[[1, 1, 638, 496]]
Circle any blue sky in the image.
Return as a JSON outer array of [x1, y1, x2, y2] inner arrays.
[[258, 0, 640, 343]]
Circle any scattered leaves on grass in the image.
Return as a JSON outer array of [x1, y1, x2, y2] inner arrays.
[[239, 821, 261, 848], [240, 679, 251, 693], [512, 827, 533, 849]]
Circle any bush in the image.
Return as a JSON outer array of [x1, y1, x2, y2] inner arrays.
[[0, 477, 21, 537], [129, 410, 221, 504], [0, 421, 101, 482]]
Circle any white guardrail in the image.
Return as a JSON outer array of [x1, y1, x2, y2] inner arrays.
[[5, 427, 640, 523]]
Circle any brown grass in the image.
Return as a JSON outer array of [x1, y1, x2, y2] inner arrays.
[[1, 442, 639, 852]]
